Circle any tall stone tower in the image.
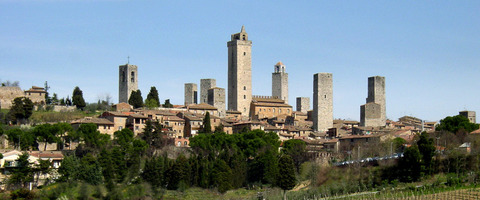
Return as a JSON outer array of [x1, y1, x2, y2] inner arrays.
[[272, 62, 288, 104], [296, 97, 310, 113], [200, 79, 216, 104], [228, 26, 252, 116], [313, 73, 333, 132], [119, 64, 138, 103], [208, 87, 226, 118], [184, 83, 197, 105], [360, 76, 386, 127]]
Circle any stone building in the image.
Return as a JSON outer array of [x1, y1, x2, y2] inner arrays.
[[459, 111, 476, 124], [119, 64, 138, 103], [0, 86, 27, 109], [313, 73, 333, 132], [250, 96, 292, 120], [360, 76, 386, 127], [272, 61, 288, 104], [24, 86, 47, 104], [296, 97, 310, 113], [227, 26, 252, 116], [208, 87, 226, 118], [184, 83, 198, 105], [200, 79, 216, 104]]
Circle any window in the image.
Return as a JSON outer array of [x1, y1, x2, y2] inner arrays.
[[119, 126, 123, 130], [184, 141, 188, 146], [131, 71, 135, 82], [103, 125, 106, 129], [177, 141, 181, 147], [244, 52, 246, 56], [244, 95, 246, 99], [324, 95, 327, 98], [135, 126, 139, 130], [244, 86, 246, 90]]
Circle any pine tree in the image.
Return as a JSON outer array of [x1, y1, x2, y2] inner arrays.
[[202, 112, 212, 133], [128, 89, 144, 108], [72, 86, 86, 110], [146, 86, 160, 107], [277, 155, 296, 200]]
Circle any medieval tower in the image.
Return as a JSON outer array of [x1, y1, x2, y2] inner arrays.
[[184, 83, 198, 105], [208, 87, 226, 118], [296, 97, 310, 113], [313, 73, 333, 132], [200, 79, 216, 104], [227, 26, 252, 116], [272, 62, 288, 104], [360, 76, 386, 127], [119, 64, 138, 103]]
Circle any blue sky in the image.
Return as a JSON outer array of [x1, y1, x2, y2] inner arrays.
[[1, 1, 479, 122]]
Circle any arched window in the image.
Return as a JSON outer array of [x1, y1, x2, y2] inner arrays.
[[244, 86, 246, 90], [131, 71, 135, 82], [184, 141, 188, 146], [177, 141, 181, 147]]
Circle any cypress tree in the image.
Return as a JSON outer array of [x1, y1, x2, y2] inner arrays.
[[72, 86, 86, 110], [146, 86, 160, 107], [202, 112, 212, 133]]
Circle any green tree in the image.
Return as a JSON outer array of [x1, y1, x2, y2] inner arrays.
[[72, 86, 86, 110], [277, 155, 296, 200], [393, 137, 407, 153], [58, 155, 81, 182], [202, 112, 212, 133], [417, 132, 436, 175], [142, 156, 165, 188], [144, 99, 158, 109], [128, 89, 144, 109], [77, 123, 110, 149], [166, 154, 190, 190], [162, 99, 173, 108], [146, 86, 160, 107], [282, 139, 307, 173], [32, 124, 59, 151], [211, 159, 233, 193], [6, 128, 35, 150], [398, 145, 422, 182], [8, 97, 34, 124], [436, 115, 479, 133], [8, 153, 34, 189]]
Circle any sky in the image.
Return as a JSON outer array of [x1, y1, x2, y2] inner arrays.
[[1, 1, 479, 122]]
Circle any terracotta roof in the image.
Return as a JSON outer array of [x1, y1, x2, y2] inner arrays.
[[165, 116, 185, 122], [226, 110, 242, 114], [188, 103, 218, 110], [71, 117, 114, 125], [471, 129, 480, 134], [252, 96, 285, 104], [183, 114, 202, 121], [129, 114, 148, 119], [275, 61, 283, 66], [29, 151, 64, 159], [252, 102, 292, 108], [102, 111, 128, 117]]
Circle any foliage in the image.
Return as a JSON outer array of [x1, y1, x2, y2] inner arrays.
[[142, 156, 165, 188], [146, 86, 160, 107], [282, 139, 307, 172], [163, 99, 173, 108], [72, 86, 86, 110], [145, 98, 159, 109], [399, 145, 422, 182], [277, 155, 296, 199], [436, 115, 479, 133], [32, 123, 60, 151], [8, 97, 34, 124], [77, 123, 110, 150], [6, 128, 35, 150], [128, 89, 144, 108], [393, 137, 407, 153], [8, 153, 34, 189], [417, 132, 436, 175], [201, 112, 212, 133]]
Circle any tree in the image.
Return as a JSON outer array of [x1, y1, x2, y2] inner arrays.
[[277, 155, 296, 200], [398, 145, 422, 182], [436, 115, 479, 133], [65, 96, 72, 106], [72, 86, 86, 110], [202, 112, 212, 133], [8, 97, 34, 124], [44, 81, 51, 105], [142, 156, 165, 188], [144, 99, 158, 109], [6, 128, 35, 150], [8, 153, 34, 189], [32, 124, 59, 151], [417, 132, 436, 175], [128, 89, 143, 109], [282, 139, 307, 173], [163, 99, 173, 108], [146, 86, 160, 107]]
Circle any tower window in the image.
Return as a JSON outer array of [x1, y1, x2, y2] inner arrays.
[[244, 95, 246, 99], [244, 52, 246, 56], [243, 86, 246, 90], [131, 71, 135, 83], [324, 95, 326, 98]]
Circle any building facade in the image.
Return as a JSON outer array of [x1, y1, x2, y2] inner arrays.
[[200, 79, 216, 104], [227, 26, 252, 116], [272, 62, 288, 104], [313, 73, 333, 132], [184, 83, 198, 105], [360, 76, 386, 127], [119, 64, 138, 103], [208, 87, 226, 118], [459, 111, 476, 124], [296, 97, 310, 113]]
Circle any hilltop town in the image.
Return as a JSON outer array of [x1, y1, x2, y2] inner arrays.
[[0, 26, 479, 199]]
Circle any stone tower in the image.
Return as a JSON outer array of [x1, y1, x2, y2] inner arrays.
[[313, 73, 333, 132], [296, 97, 310, 113], [200, 79, 216, 104], [459, 111, 476, 124], [208, 87, 226, 118], [272, 61, 288, 104], [360, 76, 386, 127], [119, 64, 138, 103], [228, 26, 252, 116], [184, 83, 197, 105]]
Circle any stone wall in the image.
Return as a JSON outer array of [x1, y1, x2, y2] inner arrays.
[[0, 86, 25, 109], [184, 83, 197, 105], [296, 97, 310, 113], [360, 76, 386, 127], [208, 87, 225, 118], [200, 79, 216, 104]]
